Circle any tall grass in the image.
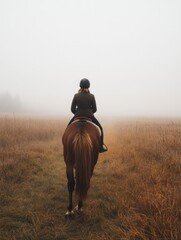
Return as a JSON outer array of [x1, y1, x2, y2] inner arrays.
[[0, 115, 180, 240]]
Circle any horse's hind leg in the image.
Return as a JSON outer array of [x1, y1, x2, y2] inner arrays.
[[78, 199, 83, 210], [65, 165, 75, 216], [74, 198, 83, 214]]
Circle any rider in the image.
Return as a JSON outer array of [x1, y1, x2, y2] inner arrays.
[[68, 78, 108, 153]]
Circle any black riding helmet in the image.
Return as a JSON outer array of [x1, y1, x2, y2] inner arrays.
[[79, 78, 90, 89]]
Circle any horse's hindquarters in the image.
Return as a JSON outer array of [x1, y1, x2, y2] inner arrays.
[[62, 121, 100, 213]]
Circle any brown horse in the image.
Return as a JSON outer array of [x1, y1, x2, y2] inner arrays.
[[62, 118, 101, 216]]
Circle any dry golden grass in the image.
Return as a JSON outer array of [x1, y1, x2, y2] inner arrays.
[[0, 115, 181, 240]]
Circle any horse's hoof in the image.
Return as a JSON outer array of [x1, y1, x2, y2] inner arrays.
[[65, 210, 74, 219], [74, 205, 84, 214]]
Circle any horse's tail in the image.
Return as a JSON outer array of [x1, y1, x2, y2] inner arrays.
[[73, 132, 93, 200]]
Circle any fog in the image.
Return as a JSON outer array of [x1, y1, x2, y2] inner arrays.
[[0, 0, 181, 118]]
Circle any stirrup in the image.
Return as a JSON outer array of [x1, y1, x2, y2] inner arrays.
[[100, 144, 108, 153]]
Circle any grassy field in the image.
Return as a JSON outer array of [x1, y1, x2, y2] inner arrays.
[[0, 115, 181, 240]]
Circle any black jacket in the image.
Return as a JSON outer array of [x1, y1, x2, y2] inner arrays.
[[71, 92, 97, 117]]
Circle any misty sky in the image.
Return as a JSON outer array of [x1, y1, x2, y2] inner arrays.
[[0, 0, 181, 117]]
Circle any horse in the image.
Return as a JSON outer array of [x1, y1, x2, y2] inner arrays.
[[62, 117, 101, 217]]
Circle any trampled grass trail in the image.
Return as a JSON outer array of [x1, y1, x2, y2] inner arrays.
[[0, 116, 181, 240]]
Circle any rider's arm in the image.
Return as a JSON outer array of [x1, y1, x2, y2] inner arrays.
[[71, 95, 77, 114]]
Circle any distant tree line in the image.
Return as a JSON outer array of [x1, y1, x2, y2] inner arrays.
[[0, 92, 23, 113]]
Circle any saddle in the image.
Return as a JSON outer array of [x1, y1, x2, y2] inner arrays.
[[72, 116, 101, 135], [74, 116, 92, 122]]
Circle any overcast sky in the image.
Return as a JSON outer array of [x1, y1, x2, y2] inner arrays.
[[0, 0, 181, 117]]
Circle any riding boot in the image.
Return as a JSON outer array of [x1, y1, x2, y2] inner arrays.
[[99, 131, 108, 153]]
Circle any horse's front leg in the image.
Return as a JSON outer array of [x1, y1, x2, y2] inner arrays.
[[65, 165, 75, 217]]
